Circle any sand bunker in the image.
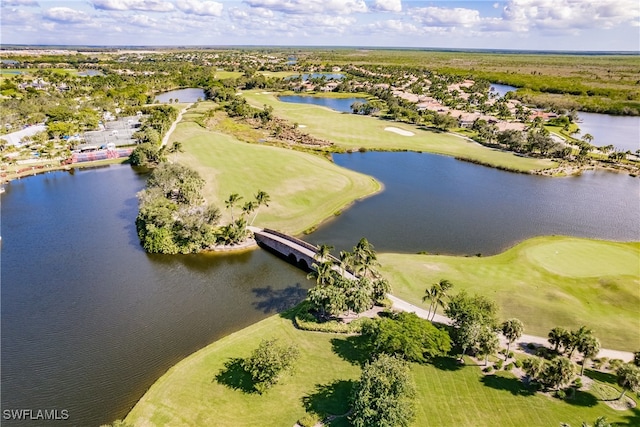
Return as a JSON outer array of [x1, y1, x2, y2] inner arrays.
[[385, 127, 414, 136], [297, 124, 307, 128]]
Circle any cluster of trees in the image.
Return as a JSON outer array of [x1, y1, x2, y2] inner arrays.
[[548, 326, 601, 375], [135, 163, 221, 254], [132, 105, 178, 146], [136, 166, 270, 254], [305, 239, 390, 318]]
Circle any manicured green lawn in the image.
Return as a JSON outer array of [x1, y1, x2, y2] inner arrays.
[[379, 236, 640, 351], [125, 314, 637, 427], [242, 91, 557, 172], [169, 110, 380, 234]]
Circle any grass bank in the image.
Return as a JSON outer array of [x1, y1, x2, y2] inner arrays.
[[242, 91, 556, 173], [379, 236, 640, 351], [169, 108, 380, 234], [125, 312, 637, 427]]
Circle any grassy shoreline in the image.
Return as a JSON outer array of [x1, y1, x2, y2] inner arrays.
[[124, 303, 637, 427], [379, 236, 640, 352]]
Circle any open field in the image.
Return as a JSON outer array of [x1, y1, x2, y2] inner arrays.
[[242, 91, 557, 172], [379, 236, 640, 351], [125, 312, 638, 427], [169, 106, 380, 234]]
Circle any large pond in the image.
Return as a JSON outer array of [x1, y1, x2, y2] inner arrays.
[[489, 84, 639, 152], [577, 111, 640, 152], [308, 152, 640, 255], [1, 166, 308, 426], [1, 153, 639, 425], [155, 88, 206, 103], [278, 95, 363, 113]]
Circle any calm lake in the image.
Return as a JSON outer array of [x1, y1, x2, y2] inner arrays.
[[278, 95, 362, 113], [1, 166, 308, 426], [155, 88, 206, 103]]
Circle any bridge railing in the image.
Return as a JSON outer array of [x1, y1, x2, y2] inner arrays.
[[262, 228, 319, 253]]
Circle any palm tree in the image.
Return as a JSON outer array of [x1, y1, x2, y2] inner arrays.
[[339, 250, 353, 277], [501, 318, 524, 360], [616, 363, 640, 400], [568, 326, 592, 359], [578, 335, 600, 376], [225, 193, 243, 222], [548, 327, 568, 353], [425, 279, 453, 321], [352, 238, 378, 278], [250, 190, 270, 226], [241, 201, 257, 218], [307, 260, 335, 287], [315, 244, 334, 262]]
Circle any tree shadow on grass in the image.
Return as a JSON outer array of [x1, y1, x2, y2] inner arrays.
[[563, 388, 599, 407], [432, 356, 464, 372], [480, 374, 536, 397], [252, 283, 307, 314], [585, 369, 618, 385], [213, 358, 256, 394], [330, 336, 373, 367], [302, 380, 356, 419], [620, 407, 640, 426]]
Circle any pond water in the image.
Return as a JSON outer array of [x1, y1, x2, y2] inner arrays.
[[490, 83, 517, 97], [155, 88, 206, 103], [577, 111, 640, 152], [307, 152, 640, 255], [0, 166, 308, 426], [489, 84, 639, 152], [278, 95, 362, 113]]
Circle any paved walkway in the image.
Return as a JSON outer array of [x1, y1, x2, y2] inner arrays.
[[388, 294, 634, 362], [161, 103, 193, 147]]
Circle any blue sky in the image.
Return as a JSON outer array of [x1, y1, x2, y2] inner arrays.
[[1, 0, 639, 51]]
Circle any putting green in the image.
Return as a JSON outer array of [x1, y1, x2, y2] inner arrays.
[[379, 236, 640, 351], [525, 239, 640, 277]]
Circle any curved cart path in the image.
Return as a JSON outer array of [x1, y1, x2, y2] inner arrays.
[[388, 294, 634, 362]]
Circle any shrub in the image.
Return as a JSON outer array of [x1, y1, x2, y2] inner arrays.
[[508, 351, 515, 359], [555, 389, 567, 399], [375, 297, 393, 308], [573, 377, 583, 389], [298, 413, 321, 427], [495, 359, 504, 370], [515, 359, 523, 369], [527, 343, 536, 350], [608, 359, 624, 370], [484, 365, 494, 373], [505, 363, 514, 371]]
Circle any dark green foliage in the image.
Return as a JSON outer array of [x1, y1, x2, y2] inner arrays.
[[634, 351, 640, 367], [129, 142, 166, 166], [350, 354, 416, 427], [362, 312, 451, 363], [540, 357, 575, 390], [136, 163, 221, 254], [241, 338, 300, 394], [445, 291, 499, 358]]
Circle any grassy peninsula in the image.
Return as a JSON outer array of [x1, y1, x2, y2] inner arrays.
[[379, 236, 640, 351]]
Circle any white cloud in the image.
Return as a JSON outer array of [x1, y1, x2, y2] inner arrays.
[[43, 7, 91, 23], [176, 0, 223, 17], [126, 14, 158, 27], [243, 0, 367, 15], [501, 0, 640, 32], [412, 6, 481, 28], [2, 0, 39, 6], [92, 0, 174, 12], [371, 0, 401, 13]]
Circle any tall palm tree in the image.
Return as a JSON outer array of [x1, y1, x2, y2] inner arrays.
[[339, 250, 354, 277], [501, 318, 524, 360], [250, 190, 270, 226], [241, 201, 257, 218], [307, 260, 335, 287], [578, 335, 600, 376], [548, 327, 568, 353], [225, 193, 243, 222], [352, 238, 378, 278], [315, 244, 334, 262], [422, 279, 453, 320]]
